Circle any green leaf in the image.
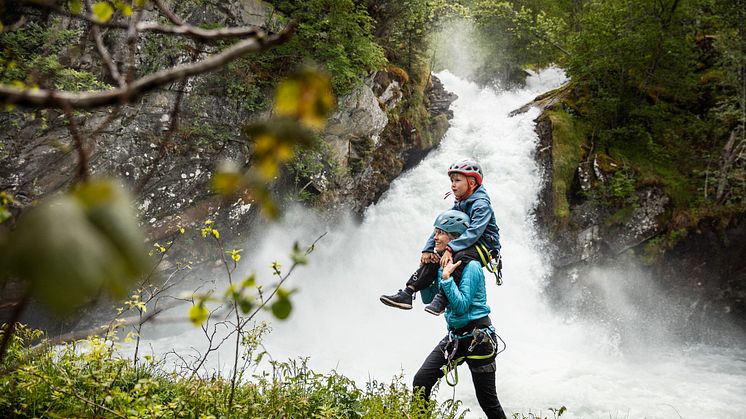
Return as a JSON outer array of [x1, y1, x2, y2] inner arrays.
[[276, 287, 289, 299], [73, 181, 148, 297], [291, 248, 308, 265], [238, 296, 254, 314], [271, 297, 292, 320], [188, 304, 209, 326], [241, 274, 256, 289], [92, 2, 114, 22], [0, 207, 10, 224], [0, 196, 122, 313]]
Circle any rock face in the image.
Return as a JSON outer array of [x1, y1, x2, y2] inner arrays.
[[0, 1, 458, 331], [323, 73, 455, 215], [532, 104, 746, 337], [0, 1, 455, 239], [323, 81, 390, 172]]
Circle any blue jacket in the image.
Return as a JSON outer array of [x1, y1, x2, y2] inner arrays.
[[421, 260, 491, 330], [423, 185, 501, 254]]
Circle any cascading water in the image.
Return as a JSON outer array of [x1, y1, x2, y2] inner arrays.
[[146, 69, 746, 418]]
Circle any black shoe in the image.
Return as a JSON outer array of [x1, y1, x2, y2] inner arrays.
[[424, 291, 447, 316], [380, 289, 413, 310]]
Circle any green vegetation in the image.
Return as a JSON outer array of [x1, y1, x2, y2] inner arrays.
[[463, 0, 744, 243], [0, 325, 466, 418], [264, 0, 386, 94], [564, 0, 745, 211], [0, 20, 108, 91]]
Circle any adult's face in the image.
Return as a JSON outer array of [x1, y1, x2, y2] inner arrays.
[[433, 228, 451, 253]]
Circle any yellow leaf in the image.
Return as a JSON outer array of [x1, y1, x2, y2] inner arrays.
[[211, 170, 244, 196], [92, 2, 114, 23], [254, 134, 276, 155], [115, 1, 133, 16], [275, 143, 294, 161], [258, 159, 279, 179], [68, 0, 83, 14], [274, 70, 335, 130], [188, 304, 209, 326]]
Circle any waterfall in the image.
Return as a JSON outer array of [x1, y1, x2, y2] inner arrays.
[[146, 69, 746, 418]]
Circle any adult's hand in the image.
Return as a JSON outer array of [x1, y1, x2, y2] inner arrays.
[[440, 249, 453, 267], [442, 260, 462, 279]]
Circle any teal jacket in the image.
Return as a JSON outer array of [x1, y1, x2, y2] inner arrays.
[[421, 260, 491, 330]]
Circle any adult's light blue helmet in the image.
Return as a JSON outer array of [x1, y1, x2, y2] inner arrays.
[[434, 210, 470, 235]]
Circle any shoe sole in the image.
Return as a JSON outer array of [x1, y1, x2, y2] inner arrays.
[[380, 296, 412, 310], [424, 307, 444, 316]]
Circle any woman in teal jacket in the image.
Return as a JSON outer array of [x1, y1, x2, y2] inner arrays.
[[414, 210, 508, 419]]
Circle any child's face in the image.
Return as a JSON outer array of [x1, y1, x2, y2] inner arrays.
[[450, 173, 476, 200], [433, 229, 451, 253]]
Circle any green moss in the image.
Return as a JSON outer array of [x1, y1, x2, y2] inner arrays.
[[546, 108, 589, 223], [606, 206, 634, 226], [643, 227, 689, 264]]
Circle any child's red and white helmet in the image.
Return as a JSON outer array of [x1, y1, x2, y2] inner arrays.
[[447, 158, 483, 185]]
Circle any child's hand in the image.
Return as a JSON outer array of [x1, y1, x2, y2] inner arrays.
[[442, 260, 462, 280], [440, 249, 453, 267], [421, 252, 440, 265]]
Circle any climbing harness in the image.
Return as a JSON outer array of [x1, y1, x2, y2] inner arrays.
[[475, 242, 503, 286], [440, 326, 506, 387]]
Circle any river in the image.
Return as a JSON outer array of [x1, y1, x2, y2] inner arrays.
[[145, 69, 746, 418]]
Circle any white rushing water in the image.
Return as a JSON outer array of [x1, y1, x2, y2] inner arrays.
[[145, 69, 746, 418]]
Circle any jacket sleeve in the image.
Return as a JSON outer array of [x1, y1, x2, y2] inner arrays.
[[448, 199, 491, 253], [441, 261, 480, 315]]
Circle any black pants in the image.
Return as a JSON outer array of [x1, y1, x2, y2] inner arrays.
[[413, 329, 508, 419], [406, 247, 481, 292]]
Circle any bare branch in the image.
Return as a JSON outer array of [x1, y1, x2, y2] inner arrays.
[[153, 0, 185, 26], [0, 26, 293, 109], [59, 100, 90, 183], [125, 2, 144, 84], [23, 0, 264, 40], [92, 24, 125, 87]]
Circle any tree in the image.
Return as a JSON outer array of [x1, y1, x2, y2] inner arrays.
[[0, 0, 334, 363]]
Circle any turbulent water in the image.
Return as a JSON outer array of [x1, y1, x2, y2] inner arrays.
[[145, 69, 746, 418]]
